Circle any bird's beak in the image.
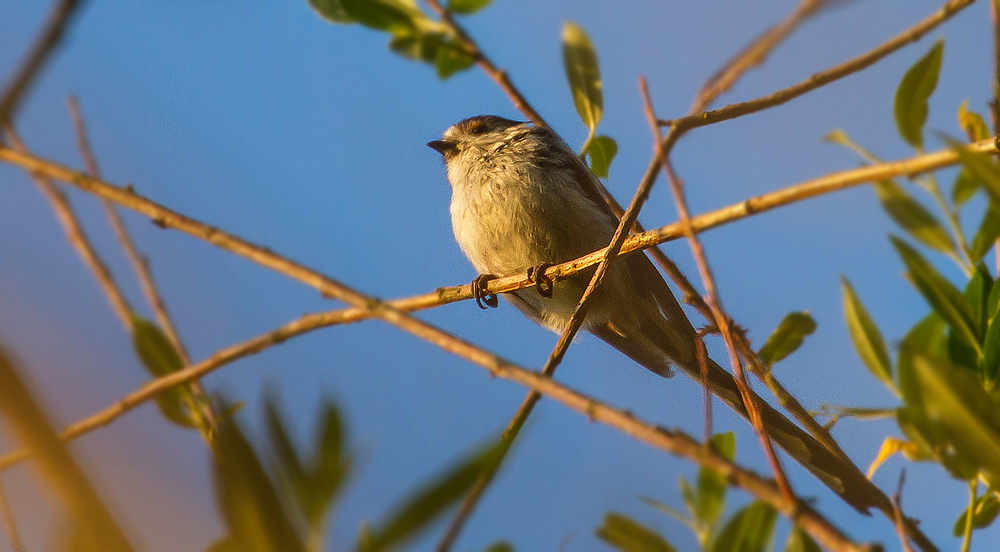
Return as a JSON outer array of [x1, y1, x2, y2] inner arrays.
[[427, 139, 458, 158]]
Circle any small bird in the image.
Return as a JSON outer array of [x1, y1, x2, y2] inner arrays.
[[428, 115, 885, 513]]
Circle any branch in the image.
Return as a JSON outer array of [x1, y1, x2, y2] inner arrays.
[[0, 479, 24, 552], [0, 0, 86, 126]]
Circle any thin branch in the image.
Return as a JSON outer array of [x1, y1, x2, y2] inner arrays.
[[423, 0, 545, 126], [893, 471, 916, 552], [692, 0, 834, 113], [2, 127, 133, 326], [66, 97, 215, 432], [659, 0, 975, 129], [0, 0, 86, 126], [0, 479, 25, 552], [642, 77, 795, 503]]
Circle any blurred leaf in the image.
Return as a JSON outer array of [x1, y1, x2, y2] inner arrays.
[[562, 22, 602, 131], [448, 0, 491, 15], [897, 313, 946, 409], [952, 492, 1000, 536], [913, 355, 1000, 487], [309, 398, 350, 529], [941, 134, 1000, 203], [874, 180, 954, 253], [264, 395, 310, 524], [757, 312, 816, 366], [983, 317, 1000, 384], [205, 537, 241, 552], [970, 200, 1000, 262], [953, 166, 982, 206], [679, 476, 697, 518], [360, 439, 505, 552], [959, 100, 992, 142], [595, 513, 677, 552], [484, 542, 515, 552], [131, 315, 198, 429], [695, 433, 735, 527], [641, 496, 695, 528], [894, 40, 943, 149], [891, 237, 982, 356], [435, 41, 474, 79], [213, 411, 306, 552], [990, 274, 1000, 319], [711, 501, 777, 552], [309, 0, 353, 23], [842, 278, 894, 390], [785, 527, 821, 552], [587, 135, 618, 179], [389, 31, 445, 62], [339, 0, 417, 33], [866, 437, 918, 478], [822, 129, 882, 164]]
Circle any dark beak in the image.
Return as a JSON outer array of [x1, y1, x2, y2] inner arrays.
[[427, 139, 458, 157]]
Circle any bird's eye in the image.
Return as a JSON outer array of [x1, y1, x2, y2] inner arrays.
[[470, 123, 489, 135]]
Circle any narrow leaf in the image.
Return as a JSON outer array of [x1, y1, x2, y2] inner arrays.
[[842, 278, 894, 390], [389, 31, 445, 63], [264, 395, 311, 523], [983, 317, 1000, 383], [484, 542, 515, 552], [339, 0, 416, 33], [866, 437, 916, 479], [891, 236, 982, 356], [586, 135, 618, 179], [874, 180, 954, 253], [970, 200, 1000, 261], [360, 439, 505, 552], [310, 398, 350, 528], [953, 166, 983, 206], [952, 492, 1000, 536], [894, 40, 943, 149], [447, 0, 491, 15], [757, 312, 816, 366], [131, 315, 197, 428], [941, 134, 1000, 203], [711, 501, 778, 552], [562, 22, 602, 131], [435, 41, 474, 79], [959, 100, 991, 142], [695, 433, 735, 527], [785, 527, 821, 552], [309, 0, 353, 23], [595, 513, 677, 552], [679, 477, 697, 518]]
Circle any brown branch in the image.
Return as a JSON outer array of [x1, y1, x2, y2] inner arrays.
[[66, 97, 215, 432], [2, 127, 133, 326], [659, 0, 975, 129], [893, 471, 916, 552], [0, 0, 86, 126], [0, 479, 24, 552], [423, 0, 545, 126], [692, 0, 834, 113], [642, 77, 796, 503]]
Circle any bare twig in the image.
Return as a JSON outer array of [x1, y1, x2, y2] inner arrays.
[[642, 77, 795, 503], [0, 479, 24, 552], [893, 471, 916, 552], [692, 0, 834, 113], [423, 0, 545, 126], [3, 126, 133, 326], [0, 0, 86, 126]]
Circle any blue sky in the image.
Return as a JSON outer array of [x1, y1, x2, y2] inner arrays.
[[0, 0, 997, 550]]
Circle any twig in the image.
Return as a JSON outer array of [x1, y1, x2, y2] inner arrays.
[[66, 97, 215, 432], [0, 479, 25, 552], [2, 126, 133, 326], [423, 0, 545, 126], [692, 0, 833, 113], [642, 77, 795, 503], [893, 471, 916, 552], [991, 0, 1000, 274], [659, 0, 975, 129], [0, 0, 86, 126]]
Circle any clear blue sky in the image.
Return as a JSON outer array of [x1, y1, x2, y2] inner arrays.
[[0, 0, 997, 550]]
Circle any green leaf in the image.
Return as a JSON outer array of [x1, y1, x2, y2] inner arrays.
[[695, 433, 735, 527], [941, 134, 1000, 203], [983, 316, 1000, 383], [213, 409, 306, 552], [586, 135, 617, 179], [874, 180, 954, 253], [131, 315, 197, 429], [913, 355, 1000, 487], [894, 40, 943, 149], [389, 31, 445, 62], [757, 312, 816, 366], [970, 200, 1000, 261], [595, 513, 677, 552], [953, 166, 983, 206], [359, 439, 505, 552], [711, 501, 778, 552], [448, 0, 491, 15], [309, 0, 353, 23], [785, 527, 821, 552], [562, 22, 603, 132], [434, 41, 474, 79], [339, 0, 417, 33], [309, 398, 350, 528], [264, 395, 311, 526], [952, 492, 1000, 536], [891, 236, 982, 356], [990, 274, 1000, 320], [959, 100, 992, 142], [205, 537, 241, 552], [484, 542, 515, 552], [842, 278, 895, 390], [679, 476, 697, 518]]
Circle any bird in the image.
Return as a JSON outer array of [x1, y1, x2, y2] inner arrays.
[[427, 115, 886, 514]]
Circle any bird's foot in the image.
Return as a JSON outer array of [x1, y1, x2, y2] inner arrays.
[[471, 274, 499, 310], [526, 263, 555, 298]]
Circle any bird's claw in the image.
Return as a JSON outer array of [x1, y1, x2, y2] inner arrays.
[[526, 263, 555, 298], [472, 274, 499, 310]]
